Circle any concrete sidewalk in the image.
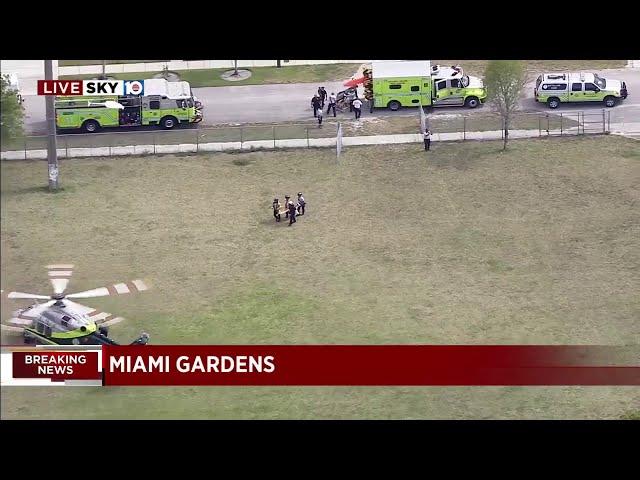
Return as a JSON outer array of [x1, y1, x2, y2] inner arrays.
[[2, 126, 613, 161]]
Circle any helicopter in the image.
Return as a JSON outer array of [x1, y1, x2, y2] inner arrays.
[[1, 264, 150, 346]]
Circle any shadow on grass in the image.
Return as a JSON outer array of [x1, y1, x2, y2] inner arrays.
[[1, 185, 74, 197]]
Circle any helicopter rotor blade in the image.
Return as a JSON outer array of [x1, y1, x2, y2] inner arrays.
[[26, 299, 57, 316], [66, 279, 148, 299], [1, 324, 25, 333], [7, 292, 50, 300], [47, 264, 74, 295], [5, 299, 57, 329], [62, 299, 125, 326]]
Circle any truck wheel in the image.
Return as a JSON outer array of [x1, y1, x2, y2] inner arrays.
[[547, 98, 560, 109], [82, 120, 100, 133], [387, 100, 401, 111], [465, 97, 480, 108], [604, 96, 616, 108], [161, 116, 178, 129]]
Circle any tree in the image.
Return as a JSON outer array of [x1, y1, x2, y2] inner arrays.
[[0, 74, 25, 142], [484, 61, 527, 150]]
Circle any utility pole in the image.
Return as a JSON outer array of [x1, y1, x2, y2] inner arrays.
[[45, 60, 59, 191], [101, 59, 106, 79]]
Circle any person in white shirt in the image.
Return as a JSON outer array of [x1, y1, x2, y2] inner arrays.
[[352, 98, 363, 119], [317, 106, 324, 126], [423, 128, 431, 151], [296, 192, 306, 215], [327, 92, 337, 117]]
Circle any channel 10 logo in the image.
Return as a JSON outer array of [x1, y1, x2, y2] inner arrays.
[[124, 80, 144, 96]]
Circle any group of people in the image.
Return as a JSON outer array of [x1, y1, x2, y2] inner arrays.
[[311, 86, 363, 125], [272, 192, 306, 226]]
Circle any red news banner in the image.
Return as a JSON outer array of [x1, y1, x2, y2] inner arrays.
[[102, 346, 640, 386], [13, 351, 101, 382]]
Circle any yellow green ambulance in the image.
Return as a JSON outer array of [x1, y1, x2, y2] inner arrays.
[[368, 61, 487, 111], [534, 72, 628, 109]]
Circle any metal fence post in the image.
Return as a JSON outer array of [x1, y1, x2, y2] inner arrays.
[[273, 126, 276, 149], [196, 129, 199, 152], [560, 113, 563, 136], [240, 127, 243, 148], [463, 117, 466, 141], [546, 114, 550, 135], [306, 128, 309, 148], [538, 116, 541, 137], [153, 133, 156, 155], [607, 111, 610, 133], [602, 110, 605, 133], [24, 137, 27, 160]]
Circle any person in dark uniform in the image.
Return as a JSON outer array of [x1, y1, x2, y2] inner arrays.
[[288, 201, 297, 226], [311, 95, 321, 117], [272, 198, 281, 222], [320, 87, 328, 107], [297, 192, 306, 215], [284, 195, 291, 218]]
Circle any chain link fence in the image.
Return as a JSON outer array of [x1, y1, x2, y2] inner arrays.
[[2, 110, 613, 159]]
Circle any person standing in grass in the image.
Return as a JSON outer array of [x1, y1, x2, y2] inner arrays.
[[272, 198, 282, 222], [423, 127, 432, 151], [297, 192, 306, 215], [288, 200, 297, 226], [284, 195, 291, 218]]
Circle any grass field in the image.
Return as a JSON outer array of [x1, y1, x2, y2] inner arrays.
[[58, 60, 169, 67], [59, 64, 363, 87], [58, 60, 627, 87], [1, 136, 639, 419]]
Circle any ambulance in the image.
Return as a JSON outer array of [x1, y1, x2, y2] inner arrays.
[[360, 61, 487, 111]]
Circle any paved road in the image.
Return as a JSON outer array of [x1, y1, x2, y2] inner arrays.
[[21, 69, 640, 136]]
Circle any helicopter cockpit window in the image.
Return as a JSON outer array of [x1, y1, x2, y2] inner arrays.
[[36, 322, 45, 334], [460, 75, 470, 88], [61, 315, 71, 327], [44, 325, 52, 337]]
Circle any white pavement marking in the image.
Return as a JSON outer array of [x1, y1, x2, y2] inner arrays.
[[48, 270, 72, 277], [46, 264, 74, 269], [132, 279, 148, 291], [113, 283, 130, 294], [100, 317, 125, 327]]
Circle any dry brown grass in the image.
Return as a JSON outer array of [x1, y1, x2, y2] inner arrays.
[[1, 136, 638, 419]]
